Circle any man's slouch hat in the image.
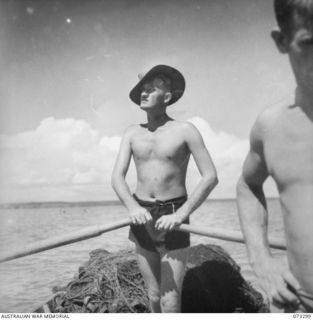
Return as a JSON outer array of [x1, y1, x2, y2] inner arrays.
[[129, 65, 185, 106]]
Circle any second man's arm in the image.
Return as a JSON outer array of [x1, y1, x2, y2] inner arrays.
[[236, 116, 300, 309]]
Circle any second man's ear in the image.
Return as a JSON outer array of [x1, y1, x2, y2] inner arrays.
[[271, 29, 289, 54], [164, 92, 172, 104]]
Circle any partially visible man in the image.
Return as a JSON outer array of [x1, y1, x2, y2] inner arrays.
[[237, 0, 313, 313], [112, 65, 218, 312]]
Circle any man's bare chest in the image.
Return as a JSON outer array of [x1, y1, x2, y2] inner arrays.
[[264, 119, 313, 185], [131, 132, 188, 161]]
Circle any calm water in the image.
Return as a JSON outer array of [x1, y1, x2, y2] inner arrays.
[[0, 199, 284, 313]]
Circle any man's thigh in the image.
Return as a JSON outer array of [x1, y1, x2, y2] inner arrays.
[[160, 247, 188, 294], [136, 244, 161, 292]]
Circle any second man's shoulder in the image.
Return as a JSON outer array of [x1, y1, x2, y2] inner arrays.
[[251, 104, 288, 139], [257, 104, 286, 123]]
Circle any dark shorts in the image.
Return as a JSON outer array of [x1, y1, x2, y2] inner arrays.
[[129, 194, 190, 253]]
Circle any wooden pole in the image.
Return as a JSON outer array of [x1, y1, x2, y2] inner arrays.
[[0, 219, 286, 263], [0, 219, 131, 263], [177, 224, 286, 250]]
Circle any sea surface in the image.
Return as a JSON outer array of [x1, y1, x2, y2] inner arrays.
[[0, 199, 285, 313]]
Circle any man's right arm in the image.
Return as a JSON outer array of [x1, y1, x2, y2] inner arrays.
[[236, 115, 300, 309], [111, 126, 152, 225], [236, 118, 271, 266]]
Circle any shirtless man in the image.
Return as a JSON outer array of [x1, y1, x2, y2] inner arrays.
[[111, 65, 218, 313], [237, 0, 313, 312]]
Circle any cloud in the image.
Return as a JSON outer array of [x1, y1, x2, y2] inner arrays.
[[186, 117, 249, 198], [0, 118, 121, 202], [0, 116, 277, 203], [187, 117, 277, 198]]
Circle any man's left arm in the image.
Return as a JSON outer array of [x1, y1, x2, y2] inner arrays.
[[155, 123, 218, 230]]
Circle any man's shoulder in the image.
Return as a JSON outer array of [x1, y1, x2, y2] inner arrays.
[[247, 105, 286, 145], [169, 120, 198, 132], [254, 104, 288, 132], [122, 124, 142, 139], [125, 124, 142, 132], [168, 120, 204, 143]]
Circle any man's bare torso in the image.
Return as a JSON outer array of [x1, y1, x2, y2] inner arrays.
[[130, 120, 190, 201], [262, 104, 313, 297]]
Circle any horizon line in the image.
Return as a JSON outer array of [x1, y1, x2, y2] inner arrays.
[[0, 197, 279, 209]]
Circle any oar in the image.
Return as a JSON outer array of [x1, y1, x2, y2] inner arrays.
[[177, 224, 286, 250], [0, 219, 286, 263], [0, 219, 131, 263]]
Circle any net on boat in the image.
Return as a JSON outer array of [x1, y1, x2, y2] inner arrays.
[[47, 244, 268, 313], [50, 250, 147, 313]]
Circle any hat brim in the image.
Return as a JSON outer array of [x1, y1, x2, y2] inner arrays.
[[129, 65, 185, 106]]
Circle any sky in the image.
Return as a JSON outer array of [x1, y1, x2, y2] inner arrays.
[[0, 0, 296, 203]]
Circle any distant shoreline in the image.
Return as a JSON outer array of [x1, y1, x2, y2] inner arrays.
[[0, 197, 279, 209], [0, 200, 121, 209]]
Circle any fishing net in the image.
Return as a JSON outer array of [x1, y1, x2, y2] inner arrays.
[[43, 244, 268, 313], [49, 250, 148, 313]]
